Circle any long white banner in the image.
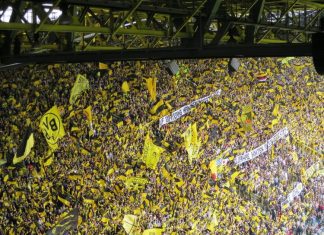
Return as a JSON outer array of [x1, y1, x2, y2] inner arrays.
[[281, 182, 303, 208], [234, 127, 289, 165], [159, 89, 221, 127]]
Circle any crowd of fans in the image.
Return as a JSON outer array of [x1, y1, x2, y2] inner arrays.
[[0, 57, 323, 234]]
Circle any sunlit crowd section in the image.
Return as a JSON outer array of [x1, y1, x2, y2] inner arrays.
[[0, 57, 323, 234]]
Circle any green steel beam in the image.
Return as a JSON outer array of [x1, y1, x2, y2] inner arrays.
[[1, 21, 318, 41], [231, 21, 320, 34], [237, 0, 260, 21], [111, 0, 144, 37], [171, 0, 207, 40], [257, 0, 299, 43], [210, 21, 231, 45], [0, 22, 191, 37], [291, 9, 323, 42], [245, 0, 265, 43], [212, 0, 259, 44], [204, 0, 223, 31], [35, 0, 61, 33]]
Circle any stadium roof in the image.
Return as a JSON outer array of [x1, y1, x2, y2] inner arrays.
[[0, 0, 323, 63]]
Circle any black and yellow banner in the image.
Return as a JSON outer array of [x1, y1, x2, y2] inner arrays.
[[47, 208, 79, 235]]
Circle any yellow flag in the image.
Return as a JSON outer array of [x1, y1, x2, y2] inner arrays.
[[4, 175, 9, 182], [99, 62, 108, 70], [230, 171, 241, 184], [70, 74, 90, 104], [44, 156, 53, 166], [270, 118, 279, 129], [143, 228, 164, 235], [241, 105, 253, 132], [83, 198, 96, 206], [272, 104, 280, 116], [125, 177, 148, 190], [58, 196, 71, 207], [142, 134, 164, 169], [162, 167, 173, 181], [68, 175, 82, 181], [182, 123, 201, 163], [39, 106, 65, 150], [146, 77, 157, 101], [122, 214, 138, 235], [271, 145, 275, 161], [122, 81, 130, 93], [83, 106, 92, 123], [150, 99, 164, 114], [13, 133, 34, 164]]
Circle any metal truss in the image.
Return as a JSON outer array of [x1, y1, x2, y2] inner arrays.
[[0, 0, 323, 63]]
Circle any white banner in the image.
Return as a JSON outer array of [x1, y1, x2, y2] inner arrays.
[[305, 162, 321, 181], [281, 182, 303, 208], [159, 89, 221, 127], [234, 127, 289, 165]]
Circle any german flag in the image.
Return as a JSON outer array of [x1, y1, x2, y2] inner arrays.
[[256, 72, 267, 82]]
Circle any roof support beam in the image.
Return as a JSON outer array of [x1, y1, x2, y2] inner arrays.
[[245, 0, 265, 43], [0, 21, 319, 39], [257, 0, 298, 43], [1, 44, 312, 64], [111, 0, 143, 37], [291, 9, 323, 42], [211, 22, 231, 45], [171, 0, 207, 40], [35, 0, 61, 33], [190, 0, 223, 47], [203, 0, 223, 31]]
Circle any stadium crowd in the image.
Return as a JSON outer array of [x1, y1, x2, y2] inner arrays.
[[0, 57, 323, 234]]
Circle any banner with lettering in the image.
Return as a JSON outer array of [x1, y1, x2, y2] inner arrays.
[[159, 89, 221, 127], [234, 127, 289, 165], [304, 162, 321, 181], [281, 183, 303, 209]]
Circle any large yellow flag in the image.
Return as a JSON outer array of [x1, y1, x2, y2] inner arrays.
[[146, 77, 157, 101], [69, 74, 90, 104], [142, 134, 164, 169], [13, 132, 35, 164], [182, 123, 201, 163], [122, 214, 138, 235], [39, 106, 65, 150], [241, 105, 253, 132]]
